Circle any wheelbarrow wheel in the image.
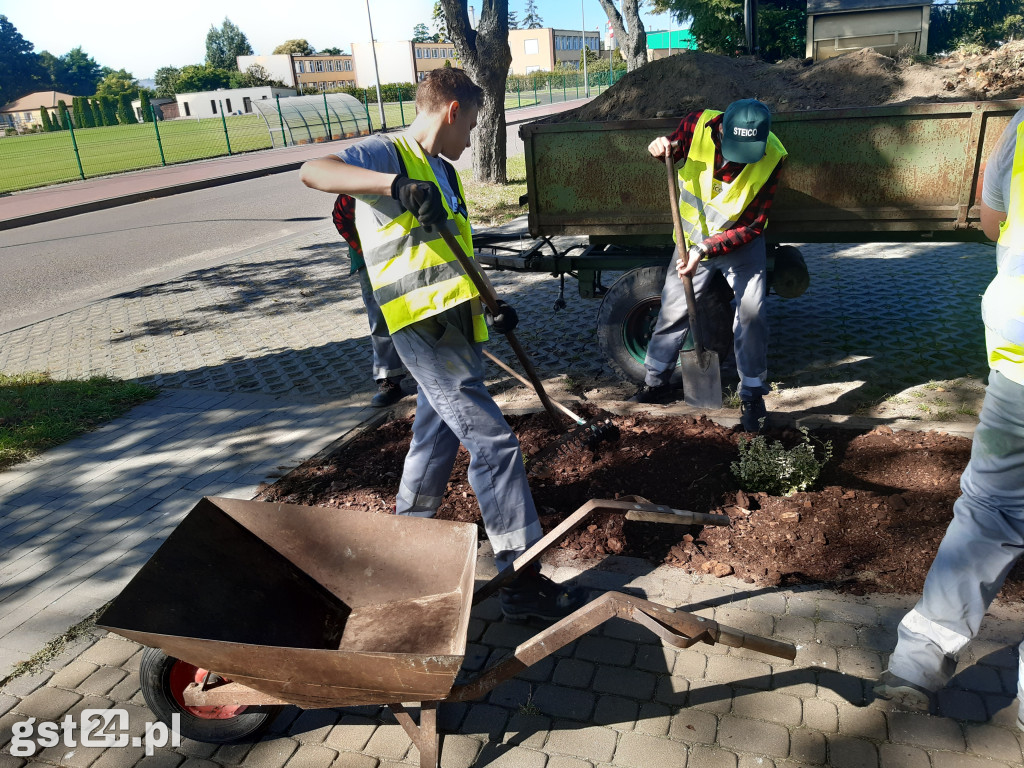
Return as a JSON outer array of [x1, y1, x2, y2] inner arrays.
[[139, 647, 281, 744]]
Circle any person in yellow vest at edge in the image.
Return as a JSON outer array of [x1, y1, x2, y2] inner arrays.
[[630, 99, 787, 433], [873, 106, 1024, 727], [299, 68, 586, 623]]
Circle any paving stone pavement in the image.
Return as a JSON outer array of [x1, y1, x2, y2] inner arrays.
[[1, 223, 1022, 768]]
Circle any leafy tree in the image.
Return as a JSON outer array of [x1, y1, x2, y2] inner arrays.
[[229, 63, 286, 88], [433, 1, 450, 42], [930, 0, 1024, 52], [413, 23, 434, 42], [508, 9, 519, 29], [99, 95, 118, 126], [116, 92, 135, 124], [154, 66, 181, 98], [139, 90, 153, 122], [56, 99, 71, 130], [318, 47, 345, 55], [38, 106, 53, 132], [72, 96, 85, 127], [273, 39, 314, 55], [653, 0, 805, 60], [205, 17, 253, 70], [95, 68, 139, 98], [598, 0, 649, 71], [90, 98, 104, 127], [80, 95, 95, 127], [0, 15, 46, 105], [438, 0, 512, 183], [41, 46, 104, 95], [522, 0, 544, 28], [176, 63, 232, 92]]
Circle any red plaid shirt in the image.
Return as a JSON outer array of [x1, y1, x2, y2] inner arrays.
[[332, 194, 362, 257], [666, 110, 782, 257]]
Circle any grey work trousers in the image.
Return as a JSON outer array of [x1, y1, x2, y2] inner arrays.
[[888, 370, 1024, 708], [389, 315, 543, 570], [643, 237, 769, 398], [357, 267, 405, 381]]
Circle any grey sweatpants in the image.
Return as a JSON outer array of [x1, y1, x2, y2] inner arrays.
[[357, 267, 405, 381], [389, 315, 543, 570], [887, 370, 1024, 707], [643, 237, 768, 398]]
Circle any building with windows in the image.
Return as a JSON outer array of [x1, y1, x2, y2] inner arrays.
[[350, 40, 460, 87], [291, 54, 357, 92], [0, 90, 76, 131], [509, 28, 603, 74], [413, 42, 460, 81], [174, 86, 295, 120]]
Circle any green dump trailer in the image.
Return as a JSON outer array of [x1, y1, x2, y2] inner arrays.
[[476, 98, 1024, 383]]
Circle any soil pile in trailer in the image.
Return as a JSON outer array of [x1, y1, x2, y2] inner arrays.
[[254, 411, 1024, 601], [538, 41, 1024, 123]]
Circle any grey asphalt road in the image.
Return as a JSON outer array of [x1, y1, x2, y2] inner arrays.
[[0, 172, 330, 335]]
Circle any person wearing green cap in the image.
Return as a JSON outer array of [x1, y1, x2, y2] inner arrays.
[[630, 99, 787, 433]]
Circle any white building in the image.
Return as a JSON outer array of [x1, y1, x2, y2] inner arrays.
[[175, 86, 296, 119], [236, 54, 298, 88]]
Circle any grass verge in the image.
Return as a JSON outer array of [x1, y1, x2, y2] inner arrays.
[[0, 373, 157, 472], [461, 155, 528, 228]]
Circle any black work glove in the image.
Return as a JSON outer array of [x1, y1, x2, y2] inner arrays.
[[485, 300, 519, 334], [391, 175, 446, 226]]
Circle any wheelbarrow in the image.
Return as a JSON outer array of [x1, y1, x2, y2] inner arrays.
[[98, 496, 796, 767]]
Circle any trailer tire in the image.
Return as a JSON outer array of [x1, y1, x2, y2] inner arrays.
[[139, 647, 281, 744], [597, 266, 735, 385]]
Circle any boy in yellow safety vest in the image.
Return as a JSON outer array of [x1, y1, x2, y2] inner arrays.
[[631, 99, 786, 433], [300, 68, 586, 622], [874, 107, 1024, 727]]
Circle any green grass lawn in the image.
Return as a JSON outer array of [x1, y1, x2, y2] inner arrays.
[[0, 373, 157, 471]]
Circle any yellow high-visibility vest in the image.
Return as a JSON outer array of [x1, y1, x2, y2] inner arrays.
[[356, 135, 488, 342], [985, 119, 1024, 385], [675, 110, 787, 250]]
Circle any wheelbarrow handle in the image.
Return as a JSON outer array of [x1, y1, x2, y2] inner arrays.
[[714, 624, 798, 661]]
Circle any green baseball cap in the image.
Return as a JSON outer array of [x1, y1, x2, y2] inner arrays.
[[721, 99, 771, 165]]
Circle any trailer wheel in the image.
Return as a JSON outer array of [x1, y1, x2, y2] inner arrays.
[[139, 647, 281, 744], [597, 266, 735, 385]]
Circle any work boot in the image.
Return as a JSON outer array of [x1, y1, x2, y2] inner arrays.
[[499, 565, 587, 623], [740, 394, 767, 432], [370, 376, 408, 408], [872, 670, 933, 713], [629, 383, 674, 404]]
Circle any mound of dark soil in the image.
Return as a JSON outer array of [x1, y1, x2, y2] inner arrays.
[[539, 42, 1024, 123], [254, 411, 1024, 600]]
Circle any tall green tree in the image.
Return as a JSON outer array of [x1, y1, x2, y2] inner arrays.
[[205, 17, 253, 70], [272, 39, 314, 55], [176, 63, 232, 92], [90, 98, 104, 127], [42, 47, 104, 94], [230, 63, 286, 89], [438, 0, 512, 183], [72, 96, 85, 127], [433, 1, 450, 42], [653, 0, 805, 60], [413, 23, 434, 42], [38, 106, 53, 131], [154, 66, 181, 98], [598, 0, 650, 71], [0, 15, 45, 105], [930, 0, 1024, 52], [522, 0, 544, 28], [508, 9, 519, 29], [116, 93, 135, 124], [139, 90, 153, 122], [56, 99, 71, 130], [319, 47, 344, 55], [95, 68, 139, 98], [99, 95, 118, 126]]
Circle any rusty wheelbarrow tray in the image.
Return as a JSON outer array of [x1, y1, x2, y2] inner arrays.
[[98, 496, 795, 767]]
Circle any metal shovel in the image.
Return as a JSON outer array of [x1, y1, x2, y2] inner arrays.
[[664, 150, 723, 409]]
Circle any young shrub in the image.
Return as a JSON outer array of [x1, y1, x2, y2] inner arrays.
[[730, 427, 833, 497], [39, 107, 53, 132], [72, 97, 85, 128], [90, 99, 104, 127], [116, 93, 136, 124], [139, 91, 153, 123], [56, 100, 71, 130], [100, 96, 118, 126]]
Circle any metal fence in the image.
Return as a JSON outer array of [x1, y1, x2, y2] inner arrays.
[[0, 71, 626, 195]]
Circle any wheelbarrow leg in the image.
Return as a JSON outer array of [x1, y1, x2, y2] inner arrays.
[[388, 701, 439, 768]]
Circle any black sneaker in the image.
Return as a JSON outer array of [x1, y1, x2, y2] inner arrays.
[[499, 569, 587, 623], [371, 376, 408, 408], [740, 395, 767, 432], [873, 670, 933, 712], [629, 383, 674, 404]]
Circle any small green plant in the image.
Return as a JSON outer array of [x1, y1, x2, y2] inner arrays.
[[730, 427, 833, 497], [724, 386, 742, 409], [956, 402, 977, 416], [518, 686, 541, 716]]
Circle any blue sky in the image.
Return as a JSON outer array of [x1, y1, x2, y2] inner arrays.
[[1, 1, 683, 80]]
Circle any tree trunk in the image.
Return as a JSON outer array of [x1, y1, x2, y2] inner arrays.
[[597, 0, 649, 72], [441, 0, 511, 183]]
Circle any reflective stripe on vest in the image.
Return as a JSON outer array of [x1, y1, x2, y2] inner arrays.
[[358, 135, 488, 342], [984, 119, 1024, 384], [675, 110, 787, 250]]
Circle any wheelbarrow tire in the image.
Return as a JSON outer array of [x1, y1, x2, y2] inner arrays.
[[139, 647, 282, 744]]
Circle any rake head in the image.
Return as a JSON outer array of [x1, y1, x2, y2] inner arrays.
[[527, 415, 620, 478]]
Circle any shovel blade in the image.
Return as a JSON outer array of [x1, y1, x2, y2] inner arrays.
[[680, 349, 723, 410]]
